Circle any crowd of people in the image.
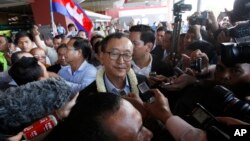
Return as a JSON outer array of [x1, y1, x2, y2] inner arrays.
[[0, 0, 250, 141]]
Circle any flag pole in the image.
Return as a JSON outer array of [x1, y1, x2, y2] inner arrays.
[[50, 0, 56, 36]]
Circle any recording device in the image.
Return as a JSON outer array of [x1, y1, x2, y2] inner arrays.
[[173, 0, 192, 16], [192, 103, 219, 129], [0, 77, 72, 135], [138, 82, 155, 103], [171, 0, 191, 67], [23, 115, 58, 140], [226, 21, 250, 39], [174, 66, 184, 76], [190, 58, 203, 72], [191, 103, 230, 141], [220, 42, 250, 66], [189, 11, 208, 26], [229, 0, 250, 23], [212, 85, 250, 120], [149, 71, 157, 77]]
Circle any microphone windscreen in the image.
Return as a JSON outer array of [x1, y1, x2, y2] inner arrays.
[[0, 77, 72, 134]]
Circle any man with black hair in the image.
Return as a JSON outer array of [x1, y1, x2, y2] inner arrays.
[[78, 32, 148, 99], [14, 31, 34, 53], [46, 92, 153, 141], [46, 90, 209, 141], [151, 26, 166, 59], [58, 37, 97, 94], [78, 32, 173, 141], [66, 23, 78, 38], [8, 57, 49, 86], [53, 34, 64, 49], [47, 44, 69, 73], [129, 24, 174, 78]]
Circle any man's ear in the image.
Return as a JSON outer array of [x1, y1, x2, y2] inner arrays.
[[145, 42, 153, 52]]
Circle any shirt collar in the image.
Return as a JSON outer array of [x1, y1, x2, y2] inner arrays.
[[132, 54, 152, 76], [67, 60, 87, 74], [104, 74, 130, 95]]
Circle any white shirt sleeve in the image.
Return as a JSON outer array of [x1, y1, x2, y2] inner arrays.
[[165, 116, 207, 141]]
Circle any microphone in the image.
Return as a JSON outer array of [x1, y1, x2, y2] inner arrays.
[[0, 77, 73, 135]]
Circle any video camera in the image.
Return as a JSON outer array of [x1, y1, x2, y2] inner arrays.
[[173, 0, 192, 16], [219, 0, 250, 66], [220, 42, 250, 66], [212, 85, 250, 121], [189, 11, 208, 26]]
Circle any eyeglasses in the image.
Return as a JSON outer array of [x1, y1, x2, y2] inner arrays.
[[104, 51, 132, 62]]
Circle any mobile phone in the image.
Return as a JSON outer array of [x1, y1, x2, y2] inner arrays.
[[149, 72, 157, 77], [174, 66, 184, 76], [192, 103, 219, 129], [137, 82, 155, 103], [192, 103, 230, 140]]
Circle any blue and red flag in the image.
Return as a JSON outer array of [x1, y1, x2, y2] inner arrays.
[[52, 0, 93, 34]]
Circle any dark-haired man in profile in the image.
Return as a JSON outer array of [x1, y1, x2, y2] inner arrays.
[[8, 57, 49, 85], [46, 92, 153, 141], [46, 90, 208, 141], [58, 37, 97, 94]]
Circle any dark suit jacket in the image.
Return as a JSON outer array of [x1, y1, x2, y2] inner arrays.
[[47, 64, 62, 73], [77, 73, 148, 102], [151, 54, 174, 77], [151, 45, 164, 60], [77, 73, 175, 141]]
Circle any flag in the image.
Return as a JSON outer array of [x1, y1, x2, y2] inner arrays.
[[52, 0, 93, 34]]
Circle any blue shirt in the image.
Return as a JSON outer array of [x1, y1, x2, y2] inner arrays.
[[58, 60, 97, 94], [104, 74, 131, 95]]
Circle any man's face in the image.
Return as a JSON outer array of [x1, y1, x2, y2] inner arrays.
[[214, 60, 250, 86], [100, 37, 133, 80], [162, 32, 171, 50], [156, 31, 165, 46], [103, 100, 153, 141], [129, 32, 148, 61], [57, 47, 68, 66], [183, 32, 195, 48], [68, 26, 76, 32], [32, 49, 47, 65], [38, 61, 49, 80], [53, 38, 62, 49], [78, 31, 87, 39], [18, 36, 33, 52], [66, 39, 80, 65], [0, 36, 7, 51]]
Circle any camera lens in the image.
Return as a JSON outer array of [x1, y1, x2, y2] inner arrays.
[[213, 85, 250, 121], [221, 42, 250, 66], [190, 58, 202, 72]]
